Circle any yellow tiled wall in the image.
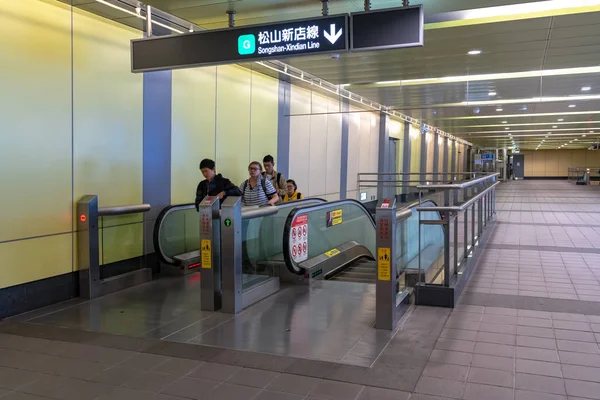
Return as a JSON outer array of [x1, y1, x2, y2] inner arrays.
[[519, 150, 600, 177]]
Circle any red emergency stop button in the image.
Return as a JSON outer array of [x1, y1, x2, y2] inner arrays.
[[80, 214, 87, 222]]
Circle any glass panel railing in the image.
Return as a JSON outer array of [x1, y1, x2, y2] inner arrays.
[[99, 213, 145, 280], [241, 199, 326, 290], [155, 204, 196, 264], [284, 200, 376, 273]]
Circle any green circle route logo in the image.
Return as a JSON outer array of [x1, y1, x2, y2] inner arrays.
[[238, 34, 256, 55]]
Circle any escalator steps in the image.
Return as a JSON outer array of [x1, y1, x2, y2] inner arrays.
[[327, 260, 376, 283]]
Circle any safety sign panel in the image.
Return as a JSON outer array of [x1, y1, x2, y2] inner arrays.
[[290, 214, 308, 263], [201, 240, 212, 269], [326, 209, 343, 227], [377, 247, 391, 281], [324, 248, 340, 258]]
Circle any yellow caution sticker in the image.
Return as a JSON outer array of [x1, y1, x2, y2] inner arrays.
[[377, 247, 391, 281], [201, 240, 212, 269], [324, 248, 340, 258]]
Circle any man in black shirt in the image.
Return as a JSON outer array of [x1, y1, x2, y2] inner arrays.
[[195, 159, 241, 211]]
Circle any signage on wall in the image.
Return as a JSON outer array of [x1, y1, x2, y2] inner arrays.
[[326, 209, 343, 227], [131, 15, 348, 72], [131, 6, 424, 72], [290, 214, 309, 263]]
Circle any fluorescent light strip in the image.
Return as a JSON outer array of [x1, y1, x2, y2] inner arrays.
[[152, 20, 184, 34], [456, 121, 600, 128], [469, 133, 598, 139], [463, 127, 600, 134], [444, 95, 600, 107], [431, 110, 600, 121], [350, 66, 600, 88]]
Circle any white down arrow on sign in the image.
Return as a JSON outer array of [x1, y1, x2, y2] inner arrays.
[[323, 24, 343, 44]]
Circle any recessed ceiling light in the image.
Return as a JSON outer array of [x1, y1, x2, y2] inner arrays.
[[582, 86, 592, 91], [505, 127, 510, 130], [545, 135, 549, 138], [569, 104, 576, 108], [590, 130, 595, 133], [468, 50, 482, 55], [583, 134, 587, 137], [557, 118, 564, 121], [496, 108, 503, 112], [574, 139, 578, 141], [521, 106, 528, 111], [502, 121, 507, 124], [542, 140, 545, 142], [553, 125, 558, 128], [488, 91, 497, 96]]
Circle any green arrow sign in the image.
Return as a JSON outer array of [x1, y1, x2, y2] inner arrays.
[[224, 219, 232, 227]]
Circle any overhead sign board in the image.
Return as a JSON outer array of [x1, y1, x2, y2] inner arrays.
[[131, 15, 348, 72], [350, 5, 423, 51]]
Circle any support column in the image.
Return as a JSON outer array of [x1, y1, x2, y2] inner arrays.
[[451, 140, 457, 178], [402, 121, 411, 196], [339, 98, 350, 199], [442, 136, 449, 180], [142, 71, 172, 259], [377, 112, 391, 200], [432, 132, 439, 179], [419, 127, 428, 184], [277, 79, 291, 178]]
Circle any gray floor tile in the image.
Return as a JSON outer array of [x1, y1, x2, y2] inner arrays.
[[20, 374, 113, 400], [266, 374, 320, 396], [518, 317, 553, 329], [552, 321, 591, 332], [479, 323, 517, 335], [161, 377, 219, 399], [515, 359, 562, 378], [467, 367, 514, 388], [517, 327, 555, 339], [556, 340, 600, 354], [516, 347, 559, 362], [564, 379, 600, 399], [441, 329, 479, 342], [561, 364, 600, 383], [189, 362, 242, 381], [227, 368, 280, 389], [0, 367, 45, 391], [514, 389, 567, 400], [477, 332, 516, 346], [474, 342, 515, 358], [1, 393, 55, 400], [34, 356, 110, 380], [517, 336, 556, 350], [88, 366, 144, 386], [309, 380, 363, 400], [471, 354, 515, 372], [435, 339, 476, 353], [208, 383, 261, 400], [414, 376, 465, 399], [559, 351, 600, 367], [422, 362, 469, 381], [463, 382, 513, 400], [515, 373, 566, 395], [356, 386, 410, 400], [55, 343, 136, 365], [151, 358, 203, 376], [119, 353, 171, 371], [254, 390, 304, 400], [122, 371, 179, 393], [554, 329, 597, 343], [96, 387, 155, 400], [409, 395, 455, 400], [429, 350, 473, 366]]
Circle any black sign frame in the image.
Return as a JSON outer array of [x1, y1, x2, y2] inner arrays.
[[350, 5, 424, 52], [131, 14, 349, 73]]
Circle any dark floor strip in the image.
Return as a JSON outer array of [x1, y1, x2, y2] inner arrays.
[[484, 243, 600, 254], [459, 292, 600, 316]]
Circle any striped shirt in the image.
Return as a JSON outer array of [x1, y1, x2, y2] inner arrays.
[[239, 176, 276, 206]]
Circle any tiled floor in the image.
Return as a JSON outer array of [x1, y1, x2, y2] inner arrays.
[[2, 179, 600, 400]]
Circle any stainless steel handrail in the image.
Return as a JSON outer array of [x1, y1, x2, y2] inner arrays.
[[358, 172, 479, 176], [241, 198, 326, 221], [396, 208, 412, 222], [98, 204, 151, 216], [416, 181, 500, 212], [416, 173, 499, 190], [287, 199, 376, 228]]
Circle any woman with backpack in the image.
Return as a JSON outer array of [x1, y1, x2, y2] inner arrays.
[[283, 179, 304, 202], [239, 161, 279, 206]]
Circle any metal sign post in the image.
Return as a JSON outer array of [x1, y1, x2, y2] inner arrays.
[[220, 197, 243, 314], [375, 197, 397, 330], [198, 196, 221, 311]]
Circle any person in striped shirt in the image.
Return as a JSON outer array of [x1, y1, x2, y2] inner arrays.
[[239, 161, 279, 206]]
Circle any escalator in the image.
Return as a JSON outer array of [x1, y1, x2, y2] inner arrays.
[[153, 198, 326, 272], [282, 199, 445, 290]]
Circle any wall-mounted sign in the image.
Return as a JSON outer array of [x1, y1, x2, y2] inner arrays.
[[290, 214, 309, 263], [360, 192, 367, 201], [326, 209, 343, 227], [201, 240, 211, 269], [350, 5, 423, 51], [481, 153, 494, 160], [377, 247, 391, 281], [131, 15, 348, 72]]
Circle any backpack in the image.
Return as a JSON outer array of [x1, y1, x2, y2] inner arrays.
[[242, 178, 271, 199], [294, 192, 302, 200]]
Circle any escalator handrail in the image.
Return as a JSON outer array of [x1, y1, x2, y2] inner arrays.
[[153, 203, 196, 265], [282, 198, 442, 275]]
